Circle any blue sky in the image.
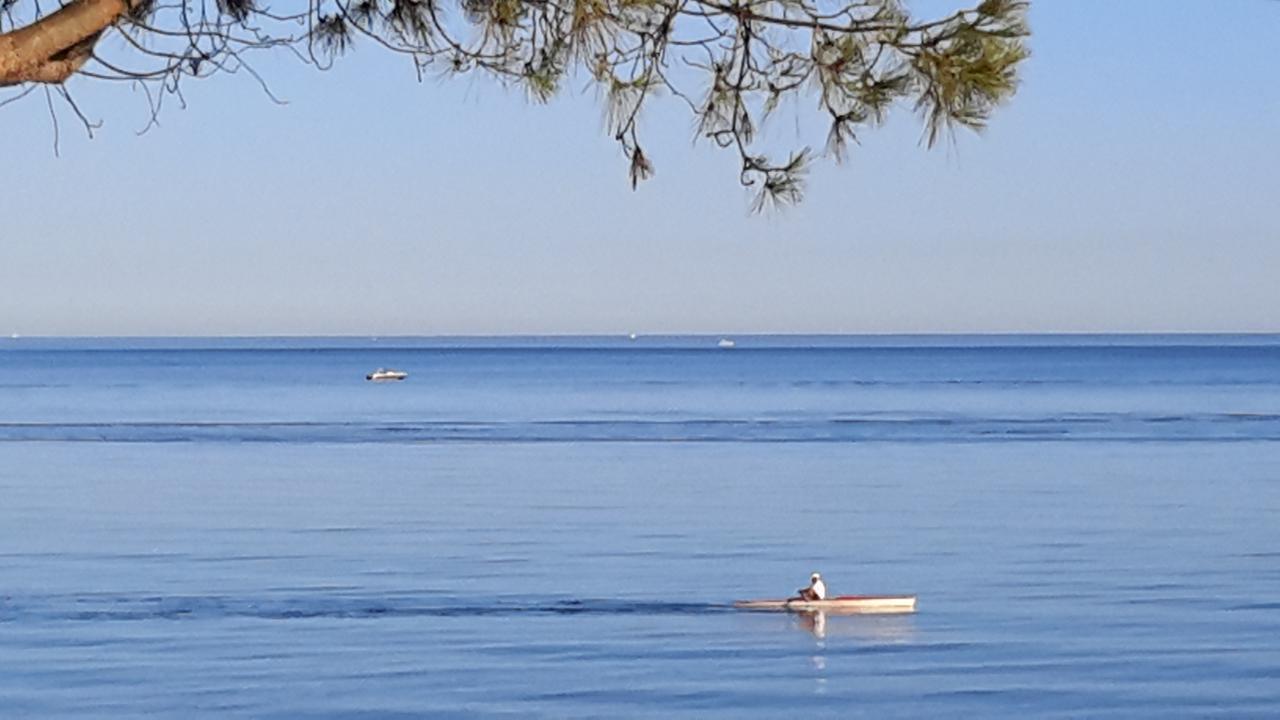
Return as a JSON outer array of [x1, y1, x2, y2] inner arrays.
[[2, 1, 1277, 335]]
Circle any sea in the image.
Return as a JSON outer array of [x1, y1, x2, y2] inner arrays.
[[1, 335, 1278, 718]]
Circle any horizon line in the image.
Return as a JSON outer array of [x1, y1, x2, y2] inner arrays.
[[6, 331, 1280, 340]]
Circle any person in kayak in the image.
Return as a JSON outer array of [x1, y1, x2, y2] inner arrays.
[[796, 572, 827, 601]]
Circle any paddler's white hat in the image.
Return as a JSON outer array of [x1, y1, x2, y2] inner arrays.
[[811, 571, 822, 580]]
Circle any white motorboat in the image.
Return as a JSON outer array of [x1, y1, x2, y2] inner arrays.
[[366, 368, 408, 382]]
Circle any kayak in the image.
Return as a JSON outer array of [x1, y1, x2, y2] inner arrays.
[[734, 595, 917, 614]]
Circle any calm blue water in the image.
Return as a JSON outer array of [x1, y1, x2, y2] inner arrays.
[[2, 336, 1278, 717]]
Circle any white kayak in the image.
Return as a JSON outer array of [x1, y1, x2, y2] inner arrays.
[[734, 595, 917, 614]]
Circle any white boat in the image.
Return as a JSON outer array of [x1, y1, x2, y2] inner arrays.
[[734, 595, 917, 614], [717, 338, 736, 349], [366, 368, 408, 381]]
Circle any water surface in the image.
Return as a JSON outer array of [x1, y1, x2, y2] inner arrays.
[[2, 336, 1278, 717]]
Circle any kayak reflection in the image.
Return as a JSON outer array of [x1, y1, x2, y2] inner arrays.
[[791, 610, 918, 643]]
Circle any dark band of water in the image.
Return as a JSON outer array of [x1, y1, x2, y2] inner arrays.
[[0, 594, 735, 622], [2, 414, 1278, 443]]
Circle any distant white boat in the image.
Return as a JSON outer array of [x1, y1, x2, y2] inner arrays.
[[629, 333, 638, 341], [717, 338, 736, 349], [366, 368, 408, 382]]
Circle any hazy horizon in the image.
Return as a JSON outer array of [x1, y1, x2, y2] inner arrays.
[[6, 332, 1279, 343]]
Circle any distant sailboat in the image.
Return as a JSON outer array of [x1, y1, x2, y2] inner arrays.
[[628, 333, 638, 341]]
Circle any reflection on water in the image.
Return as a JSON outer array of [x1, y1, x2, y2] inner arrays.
[[792, 610, 918, 644], [798, 612, 830, 695], [796, 609, 828, 639], [792, 611, 919, 696]]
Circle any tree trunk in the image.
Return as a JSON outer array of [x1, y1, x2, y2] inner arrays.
[[0, 0, 129, 85]]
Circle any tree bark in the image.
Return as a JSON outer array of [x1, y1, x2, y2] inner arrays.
[[0, 0, 129, 85]]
